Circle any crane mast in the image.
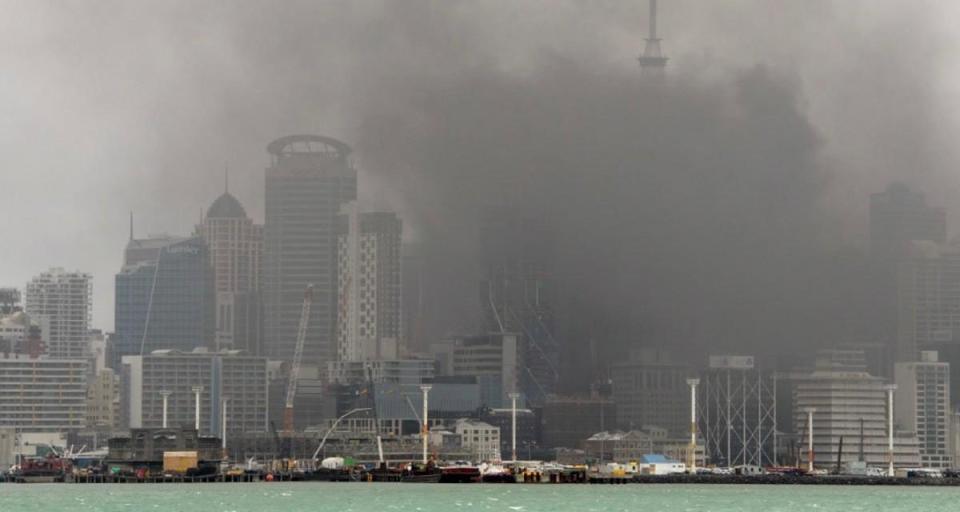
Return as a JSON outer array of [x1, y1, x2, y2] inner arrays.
[[283, 284, 314, 433]]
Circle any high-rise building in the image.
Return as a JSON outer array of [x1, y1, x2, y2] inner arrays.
[[540, 394, 616, 450], [121, 349, 268, 435], [197, 188, 263, 354], [0, 354, 89, 431], [611, 348, 690, 436], [263, 135, 357, 366], [24, 268, 92, 359], [895, 351, 952, 468], [870, 183, 947, 264], [794, 350, 921, 468], [111, 235, 214, 369], [897, 241, 960, 367], [336, 208, 402, 362]]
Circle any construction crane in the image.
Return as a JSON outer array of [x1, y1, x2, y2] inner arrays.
[[283, 284, 314, 434]]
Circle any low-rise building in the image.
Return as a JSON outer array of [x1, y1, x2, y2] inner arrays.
[[454, 419, 500, 462]]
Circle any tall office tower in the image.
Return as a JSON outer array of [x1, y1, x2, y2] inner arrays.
[[24, 268, 92, 359], [336, 207, 402, 362], [197, 187, 264, 354], [869, 183, 947, 370], [897, 241, 960, 380], [895, 351, 952, 468], [479, 210, 559, 408], [870, 183, 946, 264], [263, 135, 357, 365], [111, 235, 214, 369]]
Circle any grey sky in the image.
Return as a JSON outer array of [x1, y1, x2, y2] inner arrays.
[[1, 0, 958, 334]]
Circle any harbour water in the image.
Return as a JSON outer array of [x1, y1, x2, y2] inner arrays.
[[2, 483, 960, 512]]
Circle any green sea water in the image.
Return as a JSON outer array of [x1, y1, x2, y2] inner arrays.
[[2, 483, 959, 512]]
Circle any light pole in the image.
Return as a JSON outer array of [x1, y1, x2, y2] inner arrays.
[[804, 407, 815, 473], [884, 384, 897, 477], [509, 392, 520, 463], [311, 408, 372, 462], [192, 385, 203, 432], [421, 385, 432, 464], [687, 379, 699, 472], [221, 397, 229, 453], [159, 390, 171, 428]]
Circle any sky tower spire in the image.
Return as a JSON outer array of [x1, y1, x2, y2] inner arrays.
[[638, 0, 668, 75]]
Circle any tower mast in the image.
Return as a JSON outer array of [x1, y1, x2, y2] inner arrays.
[[638, 0, 668, 75]]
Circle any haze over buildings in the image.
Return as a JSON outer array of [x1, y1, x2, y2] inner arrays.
[[6, 0, 960, 471]]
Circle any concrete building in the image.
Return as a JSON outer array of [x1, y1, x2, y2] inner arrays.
[[197, 188, 263, 354], [611, 348, 690, 436], [25, 268, 92, 359], [794, 351, 921, 468], [112, 235, 214, 369], [541, 394, 615, 450], [0, 354, 88, 431], [431, 333, 520, 408], [337, 208, 402, 362], [263, 135, 357, 367], [87, 367, 120, 429], [454, 419, 501, 461], [121, 349, 268, 435], [895, 351, 952, 468]]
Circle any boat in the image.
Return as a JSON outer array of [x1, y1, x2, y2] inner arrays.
[[401, 462, 442, 483], [480, 463, 516, 483], [14, 454, 69, 483], [440, 461, 481, 483]]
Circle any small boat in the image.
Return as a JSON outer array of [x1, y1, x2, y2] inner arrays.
[[14, 455, 69, 483], [440, 461, 481, 483], [401, 462, 442, 483], [480, 463, 516, 483]]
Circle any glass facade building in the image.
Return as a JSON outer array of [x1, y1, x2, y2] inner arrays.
[[111, 236, 214, 369]]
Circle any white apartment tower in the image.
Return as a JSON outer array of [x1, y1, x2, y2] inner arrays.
[[336, 206, 402, 362], [25, 268, 92, 359], [895, 351, 952, 468]]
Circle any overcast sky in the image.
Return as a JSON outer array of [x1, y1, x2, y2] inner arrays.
[[2, 0, 959, 332]]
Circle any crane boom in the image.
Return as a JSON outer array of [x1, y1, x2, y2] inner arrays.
[[283, 284, 313, 433]]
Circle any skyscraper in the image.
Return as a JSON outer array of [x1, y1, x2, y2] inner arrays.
[[336, 207, 402, 362], [197, 186, 263, 354], [24, 268, 92, 359], [263, 135, 357, 365], [111, 235, 214, 369]]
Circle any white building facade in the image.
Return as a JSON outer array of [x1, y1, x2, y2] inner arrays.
[[454, 419, 501, 462], [895, 351, 952, 468], [24, 268, 92, 359]]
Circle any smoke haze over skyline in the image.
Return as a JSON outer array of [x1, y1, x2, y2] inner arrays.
[[3, 0, 960, 373]]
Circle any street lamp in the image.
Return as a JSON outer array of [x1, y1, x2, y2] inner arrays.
[[686, 379, 699, 472], [192, 386, 204, 432], [420, 385, 432, 464], [159, 390, 171, 428], [884, 384, 897, 477]]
